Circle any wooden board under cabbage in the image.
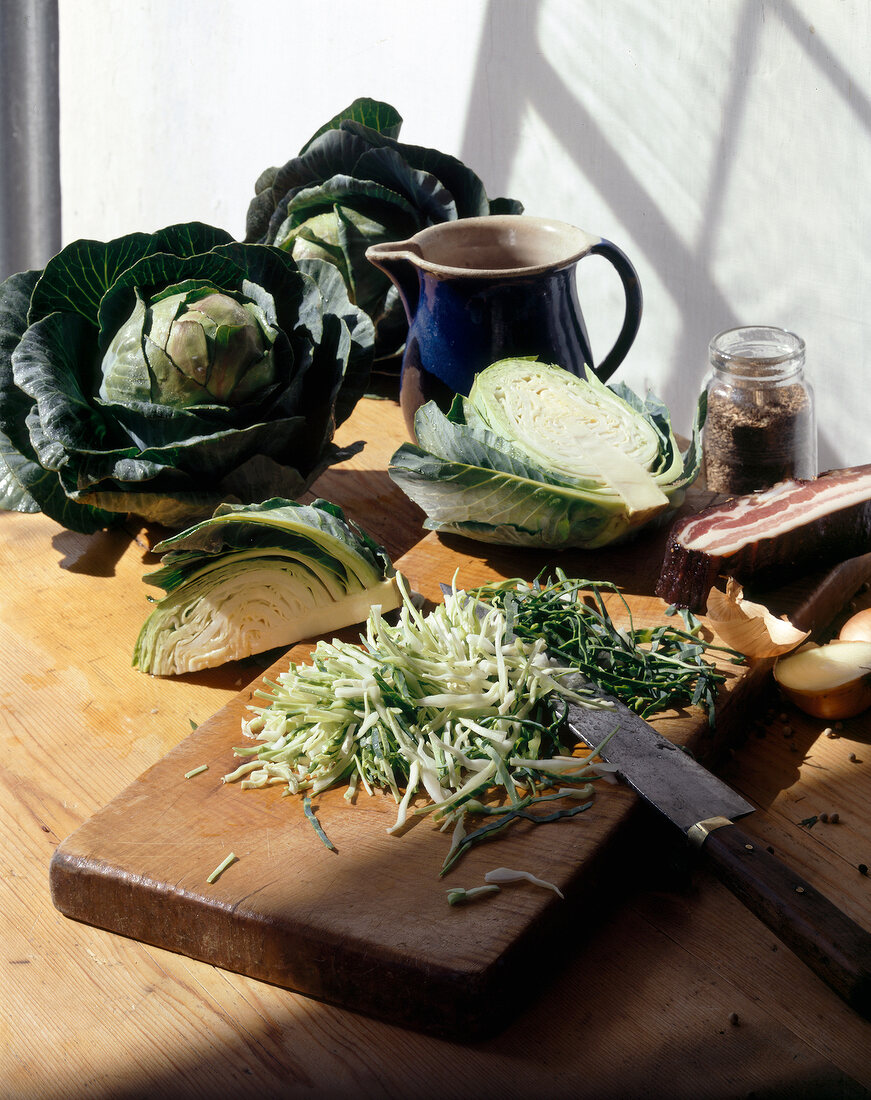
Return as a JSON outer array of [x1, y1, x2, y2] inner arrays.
[[49, 484, 871, 1038]]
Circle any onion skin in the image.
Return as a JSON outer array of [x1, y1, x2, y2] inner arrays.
[[706, 580, 809, 658], [838, 608, 871, 643]]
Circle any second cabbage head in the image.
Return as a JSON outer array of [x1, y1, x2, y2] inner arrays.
[[388, 359, 704, 549], [244, 97, 523, 361]]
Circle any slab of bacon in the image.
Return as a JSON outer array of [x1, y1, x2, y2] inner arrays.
[[655, 464, 871, 612]]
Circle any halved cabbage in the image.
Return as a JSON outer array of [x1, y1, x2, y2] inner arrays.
[[133, 497, 401, 676], [388, 360, 703, 549]]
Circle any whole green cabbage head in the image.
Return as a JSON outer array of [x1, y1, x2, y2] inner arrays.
[[0, 222, 374, 533], [388, 360, 705, 549], [245, 97, 523, 360]]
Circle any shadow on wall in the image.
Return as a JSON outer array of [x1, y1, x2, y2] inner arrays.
[[457, 0, 871, 471]]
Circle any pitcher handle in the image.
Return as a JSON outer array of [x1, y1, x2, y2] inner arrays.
[[587, 238, 643, 382]]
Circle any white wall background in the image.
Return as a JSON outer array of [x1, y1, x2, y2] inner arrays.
[[58, 0, 871, 469]]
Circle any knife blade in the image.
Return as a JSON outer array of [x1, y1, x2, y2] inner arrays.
[[438, 583, 871, 1017], [565, 691, 756, 833], [568, 684, 871, 1018]]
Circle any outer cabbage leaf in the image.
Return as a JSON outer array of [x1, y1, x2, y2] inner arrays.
[[391, 406, 642, 548], [388, 362, 704, 549], [134, 497, 401, 676], [0, 269, 46, 514], [29, 223, 236, 326], [299, 98, 404, 153], [1, 289, 118, 531]]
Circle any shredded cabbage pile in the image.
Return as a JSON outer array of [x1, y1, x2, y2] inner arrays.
[[224, 578, 617, 868]]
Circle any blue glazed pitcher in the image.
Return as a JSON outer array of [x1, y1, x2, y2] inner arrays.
[[366, 215, 642, 437]]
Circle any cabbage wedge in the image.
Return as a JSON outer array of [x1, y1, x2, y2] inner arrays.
[[134, 498, 401, 676], [388, 360, 704, 549]]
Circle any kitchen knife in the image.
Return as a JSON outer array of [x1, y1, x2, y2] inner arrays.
[[564, 685, 871, 1018], [437, 581, 871, 1014]]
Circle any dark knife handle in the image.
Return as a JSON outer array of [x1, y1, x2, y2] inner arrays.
[[700, 823, 871, 1017]]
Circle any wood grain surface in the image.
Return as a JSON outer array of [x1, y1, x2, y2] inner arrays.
[[47, 427, 871, 1037], [4, 393, 871, 1098]]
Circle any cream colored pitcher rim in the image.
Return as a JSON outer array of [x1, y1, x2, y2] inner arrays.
[[366, 215, 600, 279]]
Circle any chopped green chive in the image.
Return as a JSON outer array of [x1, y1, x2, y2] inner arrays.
[[470, 570, 743, 725], [303, 795, 337, 852], [206, 852, 238, 884]]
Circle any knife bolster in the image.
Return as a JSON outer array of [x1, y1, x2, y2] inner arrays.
[[687, 815, 733, 848]]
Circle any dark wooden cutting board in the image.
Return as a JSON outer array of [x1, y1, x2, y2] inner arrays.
[[49, 501, 871, 1039]]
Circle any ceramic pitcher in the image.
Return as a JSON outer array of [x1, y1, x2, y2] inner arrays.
[[366, 214, 642, 435]]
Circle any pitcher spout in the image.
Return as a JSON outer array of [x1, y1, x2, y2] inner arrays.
[[365, 240, 424, 324]]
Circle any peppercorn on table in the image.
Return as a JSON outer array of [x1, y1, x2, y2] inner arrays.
[[3, 393, 871, 1099]]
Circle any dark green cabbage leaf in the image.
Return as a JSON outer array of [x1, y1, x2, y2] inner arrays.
[[0, 223, 374, 533]]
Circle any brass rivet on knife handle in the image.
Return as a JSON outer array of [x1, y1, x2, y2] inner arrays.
[[687, 815, 734, 849]]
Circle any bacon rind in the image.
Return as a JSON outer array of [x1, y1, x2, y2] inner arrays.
[[655, 466, 871, 612]]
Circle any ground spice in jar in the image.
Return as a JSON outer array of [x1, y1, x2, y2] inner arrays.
[[702, 327, 817, 496]]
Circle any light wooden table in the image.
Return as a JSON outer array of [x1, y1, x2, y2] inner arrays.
[[3, 394, 871, 1100]]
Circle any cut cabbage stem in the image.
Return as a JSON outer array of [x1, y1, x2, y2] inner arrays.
[[484, 866, 564, 898], [446, 885, 501, 906], [774, 641, 871, 719]]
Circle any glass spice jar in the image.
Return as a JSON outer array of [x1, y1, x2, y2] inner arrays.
[[702, 325, 817, 496]]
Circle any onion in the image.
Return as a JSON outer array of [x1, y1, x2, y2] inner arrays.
[[773, 640, 871, 719], [838, 607, 871, 643]]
